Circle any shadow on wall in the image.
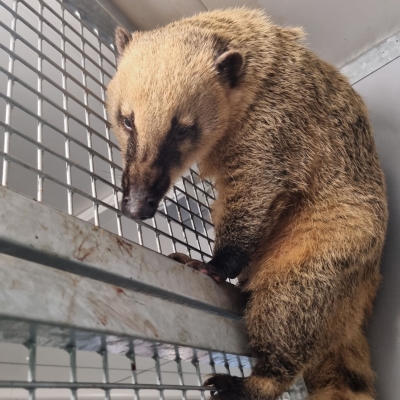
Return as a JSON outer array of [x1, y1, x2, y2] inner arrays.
[[368, 166, 400, 399], [354, 56, 400, 400]]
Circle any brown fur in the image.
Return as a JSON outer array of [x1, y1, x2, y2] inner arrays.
[[107, 8, 388, 400]]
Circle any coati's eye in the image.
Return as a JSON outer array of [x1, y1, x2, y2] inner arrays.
[[175, 126, 191, 138], [124, 117, 133, 131]]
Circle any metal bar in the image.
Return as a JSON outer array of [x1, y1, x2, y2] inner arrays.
[[95, 29, 123, 235], [100, 342, 111, 400], [208, 351, 216, 374], [175, 184, 211, 211], [0, 1, 113, 87], [153, 346, 166, 400], [223, 352, 231, 375], [25, 341, 37, 400], [182, 175, 215, 201], [162, 200, 177, 254], [186, 171, 213, 259], [67, 346, 78, 400], [61, 0, 135, 47], [174, 346, 188, 400], [0, 381, 213, 391], [0, 150, 125, 214], [341, 29, 400, 84], [192, 349, 206, 400], [15, 0, 117, 77], [126, 341, 141, 400], [236, 355, 245, 378], [176, 183, 211, 211], [0, 41, 109, 112], [35, 0, 116, 65], [0, 186, 245, 319], [36, 1, 44, 202], [172, 187, 194, 256], [60, 8, 74, 215], [0, 42, 111, 129], [151, 216, 163, 254], [0, 121, 121, 192], [161, 194, 213, 230], [0, 92, 122, 171], [0, 253, 250, 357], [0, 158, 210, 257], [78, 17, 100, 226], [1, 0, 17, 187], [0, 65, 117, 150]]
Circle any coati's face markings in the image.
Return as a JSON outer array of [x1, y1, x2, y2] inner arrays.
[[107, 27, 244, 220]]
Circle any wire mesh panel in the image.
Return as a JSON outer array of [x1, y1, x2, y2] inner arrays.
[[0, 339, 253, 400], [0, 2, 309, 399], [0, 329, 307, 400], [0, 0, 215, 263]]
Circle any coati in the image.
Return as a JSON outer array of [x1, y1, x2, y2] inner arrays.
[[106, 8, 388, 400]]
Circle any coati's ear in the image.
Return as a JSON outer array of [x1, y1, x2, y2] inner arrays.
[[215, 50, 244, 88], [115, 27, 132, 56]]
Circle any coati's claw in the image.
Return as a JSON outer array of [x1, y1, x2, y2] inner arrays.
[[185, 260, 226, 282], [204, 374, 243, 399], [167, 252, 191, 264], [168, 253, 226, 282]]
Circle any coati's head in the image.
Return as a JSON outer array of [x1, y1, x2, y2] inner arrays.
[[107, 26, 245, 220]]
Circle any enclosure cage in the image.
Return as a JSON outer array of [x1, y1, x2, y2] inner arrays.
[[0, 0, 309, 399]]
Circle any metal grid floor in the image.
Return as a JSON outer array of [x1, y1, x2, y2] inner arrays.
[[0, 340, 252, 400]]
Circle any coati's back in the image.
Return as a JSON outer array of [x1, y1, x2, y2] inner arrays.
[[107, 8, 388, 400]]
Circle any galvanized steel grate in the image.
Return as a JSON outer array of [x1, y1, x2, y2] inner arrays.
[[0, 1, 309, 399], [0, 338, 253, 400], [0, 0, 215, 263]]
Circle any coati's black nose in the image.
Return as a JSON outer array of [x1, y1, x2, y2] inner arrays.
[[121, 195, 158, 220]]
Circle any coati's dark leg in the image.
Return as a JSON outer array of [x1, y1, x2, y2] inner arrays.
[[204, 362, 292, 400], [169, 244, 249, 282], [169, 190, 294, 282], [204, 247, 377, 400], [304, 329, 375, 400]]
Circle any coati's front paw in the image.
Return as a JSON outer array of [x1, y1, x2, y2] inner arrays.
[[185, 260, 227, 282], [204, 374, 244, 400], [167, 252, 191, 264], [167, 253, 226, 282]]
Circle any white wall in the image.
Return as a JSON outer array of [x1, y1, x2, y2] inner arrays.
[[353, 56, 400, 400]]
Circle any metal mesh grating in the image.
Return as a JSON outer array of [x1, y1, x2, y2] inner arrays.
[[0, 0, 215, 263], [0, 1, 309, 399], [0, 338, 253, 400]]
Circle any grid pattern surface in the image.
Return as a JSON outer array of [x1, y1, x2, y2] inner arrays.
[[0, 0, 215, 263], [0, 338, 308, 400], [0, 2, 310, 399], [0, 340, 252, 400]]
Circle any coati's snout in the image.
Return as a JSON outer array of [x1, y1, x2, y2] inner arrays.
[[121, 167, 170, 220], [121, 190, 158, 220], [121, 194, 157, 221]]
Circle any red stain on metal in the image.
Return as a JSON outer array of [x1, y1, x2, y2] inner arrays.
[[73, 235, 96, 262], [115, 287, 127, 296], [144, 320, 159, 338], [116, 237, 133, 257]]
